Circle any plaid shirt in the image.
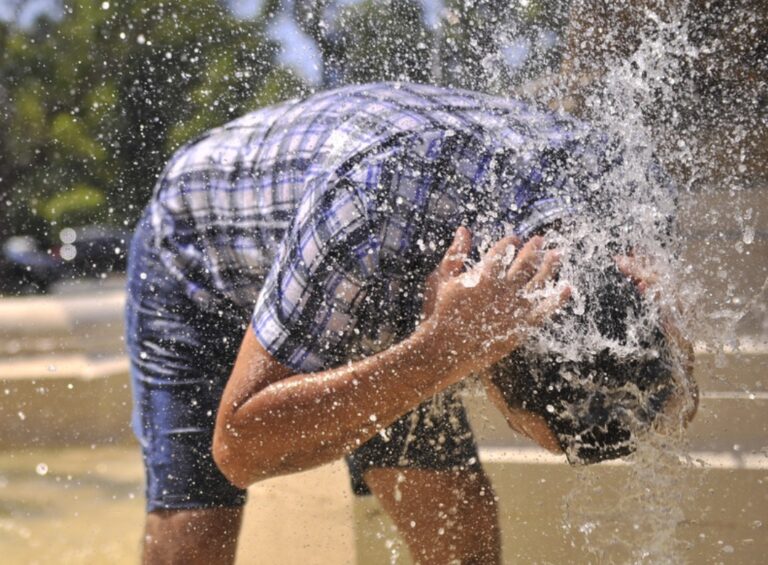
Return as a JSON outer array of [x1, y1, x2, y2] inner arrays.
[[149, 82, 623, 372]]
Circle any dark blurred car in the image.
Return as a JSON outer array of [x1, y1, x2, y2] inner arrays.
[[57, 225, 132, 278], [0, 236, 60, 295], [0, 226, 131, 295]]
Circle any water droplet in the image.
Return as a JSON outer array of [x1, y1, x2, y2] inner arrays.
[[59, 227, 76, 244], [60, 244, 77, 261], [36, 463, 48, 476], [17, 411, 25, 421], [101, 1, 110, 9], [742, 225, 754, 245], [460, 271, 480, 288]]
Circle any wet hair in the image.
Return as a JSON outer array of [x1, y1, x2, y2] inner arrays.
[[490, 263, 676, 465]]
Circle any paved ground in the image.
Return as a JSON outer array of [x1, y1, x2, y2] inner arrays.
[[0, 446, 355, 565], [1, 443, 766, 564]]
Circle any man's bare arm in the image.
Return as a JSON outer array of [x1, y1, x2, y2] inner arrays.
[[213, 230, 570, 488]]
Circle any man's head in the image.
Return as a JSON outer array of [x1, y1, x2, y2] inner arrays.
[[489, 261, 677, 465]]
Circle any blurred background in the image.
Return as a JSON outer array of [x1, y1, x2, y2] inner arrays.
[[1, 0, 765, 268], [0, 1, 766, 563]]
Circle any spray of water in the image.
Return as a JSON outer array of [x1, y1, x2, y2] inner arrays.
[[474, 1, 765, 561]]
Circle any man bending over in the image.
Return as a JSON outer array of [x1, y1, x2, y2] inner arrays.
[[126, 82, 695, 564]]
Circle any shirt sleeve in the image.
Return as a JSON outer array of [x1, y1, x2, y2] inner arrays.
[[250, 164, 383, 373]]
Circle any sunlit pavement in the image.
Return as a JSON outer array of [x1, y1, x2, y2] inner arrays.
[[1, 441, 765, 563], [356, 460, 768, 564], [0, 447, 356, 565], [1, 344, 766, 563], [0, 189, 766, 563]]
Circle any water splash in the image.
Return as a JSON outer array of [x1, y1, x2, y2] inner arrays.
[[563, 432, 697, 564], [474, 1, 765, 561]]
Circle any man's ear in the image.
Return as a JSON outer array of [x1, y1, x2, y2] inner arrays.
[[479, 370, 523, 433], [479, 370, 563, 454]]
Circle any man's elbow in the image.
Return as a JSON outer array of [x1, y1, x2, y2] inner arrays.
[[212, 431, 253, 489], [212, 418, 290, 488]]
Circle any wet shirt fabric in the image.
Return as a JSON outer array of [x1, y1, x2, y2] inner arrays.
[[149, 82, 611, 373]]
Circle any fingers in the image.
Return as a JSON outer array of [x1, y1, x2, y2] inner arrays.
[[614, 255, 636, 278], [505, 236, 544, 284], [481, 234, 523, 279], [526, 286, 572, 327], [525, 249, 561, 291], [439, 226, 472, 278], [615, 254, 658, 294], [482, 236, 568, 323]]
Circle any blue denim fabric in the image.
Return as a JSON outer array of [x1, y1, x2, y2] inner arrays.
[[126, 212, 248, 511]]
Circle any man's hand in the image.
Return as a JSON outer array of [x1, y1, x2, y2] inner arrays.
[[615, 253, 699, 426], [422, 227, 571, 373], [421, 227, 569, 453]]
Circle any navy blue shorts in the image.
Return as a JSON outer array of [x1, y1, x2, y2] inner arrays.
[[126, 211, 480, 511]]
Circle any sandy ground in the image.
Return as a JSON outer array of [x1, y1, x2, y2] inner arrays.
[[237, 460, 356, 564]]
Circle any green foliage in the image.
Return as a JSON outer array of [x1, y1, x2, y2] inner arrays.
[[440, 0, 570, 92], [40, 184, 105, 227], [50, 114, 107, 161], [334, 0, 433, 84], [8, 85, 47, 165], [0, 0, 571, 239], [0, 0, 305, 238], [289, 0, 568, 91]]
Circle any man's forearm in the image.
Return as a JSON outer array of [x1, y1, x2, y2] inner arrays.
[[214, 320, 470, 488]]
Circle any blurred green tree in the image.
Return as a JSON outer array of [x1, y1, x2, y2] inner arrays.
[[0, 0, 307, 240], [286, 0, 433, 86], [335, 0, 432, 84], [286, 0, 569, 91], [438, 0, 570, 93]]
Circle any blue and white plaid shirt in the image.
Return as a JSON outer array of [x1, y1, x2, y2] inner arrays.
[[149, 82, 623, 372]]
